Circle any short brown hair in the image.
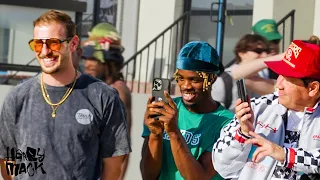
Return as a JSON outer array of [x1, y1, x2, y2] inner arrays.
[[308, 35, 320, 46], [33, 9, 76, 38], [234, 34, 270, 63]]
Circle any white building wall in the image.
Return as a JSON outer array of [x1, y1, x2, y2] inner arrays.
[[252, 0, 274, 25], [123, 0, 184, 84], [273, 0, 315, 43], [313, 0, 320, 37], [119, 0, 140, 60]]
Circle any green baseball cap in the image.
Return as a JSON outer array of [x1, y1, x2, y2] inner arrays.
[[251, 19, 283, 41], [88, 22, 120, 38]]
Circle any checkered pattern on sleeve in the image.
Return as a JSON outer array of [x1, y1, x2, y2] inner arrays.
[[272, 166, 296, 179], [272, 130, 300, 179], [250, 92, 278, 106], [213, 118, 239, 153], [295, 148, 320, 169]]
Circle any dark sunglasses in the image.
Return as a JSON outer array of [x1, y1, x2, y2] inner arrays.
[[28, 37, 73, 52], [250, 48, 270, 54]]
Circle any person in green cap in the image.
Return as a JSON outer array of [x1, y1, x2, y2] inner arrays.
[[82, 22, 132, 180], [252, 19, 283, 55], [140, 41, 234, 180], [252, 19, 283, 80], [82, 22, 125, 83]]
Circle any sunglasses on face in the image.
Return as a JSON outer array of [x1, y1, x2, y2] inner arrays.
[[28, 37, 73, 52], [250, 48, 270, 54]]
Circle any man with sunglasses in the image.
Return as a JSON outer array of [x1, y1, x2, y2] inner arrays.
[[0, 9, 131, 180], [252, 19, 283, 80], [211, 34, 270, 112]]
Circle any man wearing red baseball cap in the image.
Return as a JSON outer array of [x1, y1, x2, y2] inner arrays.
[[212, 40, 320, 180], [265, 40, 320, 79]]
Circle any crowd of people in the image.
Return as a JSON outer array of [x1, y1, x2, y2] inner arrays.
[[0, 9, 320, 180]]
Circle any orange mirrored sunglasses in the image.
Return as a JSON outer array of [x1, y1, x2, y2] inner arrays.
[[28, 37, 73, 52]]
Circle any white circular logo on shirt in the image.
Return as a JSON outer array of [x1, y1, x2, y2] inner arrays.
[[75, 109, 93, 125]]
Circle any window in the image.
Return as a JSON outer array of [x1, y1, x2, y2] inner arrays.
[[0, 28, 9, 64], [0, 28, 9, 74]]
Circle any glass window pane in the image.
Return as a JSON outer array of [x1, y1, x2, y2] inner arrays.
[[189, 15, 253, 66], [192, 0, 254, 10]]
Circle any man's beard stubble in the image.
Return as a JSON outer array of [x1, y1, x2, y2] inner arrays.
[[38, 52, 64, 74]]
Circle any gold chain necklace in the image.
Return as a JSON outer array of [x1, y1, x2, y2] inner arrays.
[[40, 70, 77, 118]]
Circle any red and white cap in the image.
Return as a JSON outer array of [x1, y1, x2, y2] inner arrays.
[[265, 40, 320, 79]]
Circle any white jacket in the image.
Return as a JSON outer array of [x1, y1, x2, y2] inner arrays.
[[212, 92, 320, 180]]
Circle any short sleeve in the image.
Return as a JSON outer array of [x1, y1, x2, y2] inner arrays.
[[142, 124, 151, 137], [0, 92, 17, 160], [206, 108, 234, 152], [100, 91, 131, 158]]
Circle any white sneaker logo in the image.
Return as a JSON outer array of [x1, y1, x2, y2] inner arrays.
[[75, 109, 93, 125]]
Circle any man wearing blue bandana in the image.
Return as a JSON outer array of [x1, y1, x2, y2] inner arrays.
[[140, 41, 234, 180]]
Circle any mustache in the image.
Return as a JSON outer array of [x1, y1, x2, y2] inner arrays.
[[38, 52, 59, 59]]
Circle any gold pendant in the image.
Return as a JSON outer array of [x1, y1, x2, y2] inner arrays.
[[52, 111, 56, 118]]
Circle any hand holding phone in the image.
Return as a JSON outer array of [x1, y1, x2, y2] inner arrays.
[[152, 78, 171, 103], [235, 79, 254, 136], [150, 78, 171, 119], [150, 78, 178, 133]]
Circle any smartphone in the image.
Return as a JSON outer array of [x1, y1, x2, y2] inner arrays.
[[152, 78, 171, 103], [236, 79, 248, 103]]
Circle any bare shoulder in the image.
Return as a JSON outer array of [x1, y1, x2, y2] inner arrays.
[[111, 81, 132, 106], [112, 81, 131, 95]]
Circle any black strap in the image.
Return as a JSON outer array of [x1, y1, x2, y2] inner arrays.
[[282, 110, 288, 130], [220, 72, 233, 109]]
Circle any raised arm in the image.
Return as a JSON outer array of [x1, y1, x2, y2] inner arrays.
[[150, 92, 216, 179], [245, 76, 276, 95], [169, 131, 217, 179], [245, 131, 320, 175], [140, 97, 165, 180], [231, 53, 284, 80], [140, 135, 163, 180], [212, 98, 257, 179]]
